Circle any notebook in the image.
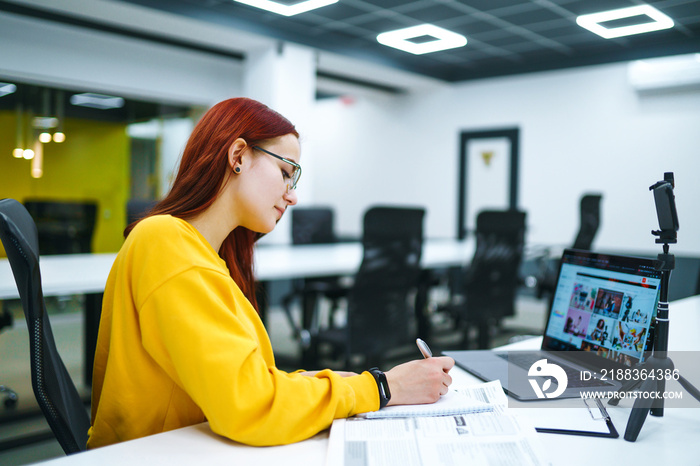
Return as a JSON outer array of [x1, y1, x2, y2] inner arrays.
[[445, 249, 662, 401], [356, 380, 502, 419]]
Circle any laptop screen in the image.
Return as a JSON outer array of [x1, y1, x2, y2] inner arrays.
[[542, 249, 662, 367]]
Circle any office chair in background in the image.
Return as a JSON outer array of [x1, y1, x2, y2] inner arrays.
[[23, 200, 100, 317], [313, 206, 425, 370], [0, 199, 90, 454], [448, 209, 527, 349], [536, 193, 602, 300], [126, 198, 158, 225], [572, 194, 602, 250], [291, 206, 335, 245], [23, 199, 98, 255], [280, 207, 348, 351]]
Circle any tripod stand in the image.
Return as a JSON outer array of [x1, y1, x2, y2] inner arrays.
[[607, 174, 700, 441]]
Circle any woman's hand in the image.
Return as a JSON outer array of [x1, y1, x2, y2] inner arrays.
[[384, 356, 454, 406]]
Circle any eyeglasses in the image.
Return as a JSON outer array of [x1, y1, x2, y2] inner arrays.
[[252, 145, 302, 192]]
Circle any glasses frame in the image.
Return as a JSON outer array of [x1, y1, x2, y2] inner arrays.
[[252, 145, 302, 191]]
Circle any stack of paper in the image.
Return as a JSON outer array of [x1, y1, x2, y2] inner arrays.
[[327, 380, 551, 466]]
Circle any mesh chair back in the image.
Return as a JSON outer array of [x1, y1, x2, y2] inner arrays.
[[291, 207, 335, 245], [24, 200, 98, 255], [0, 199, 90, 454], [464, 210, 527, 320], [572, 194, 602, 250], [346, 206, 425, 358]]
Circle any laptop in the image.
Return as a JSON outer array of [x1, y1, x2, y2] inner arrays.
[[445, 249, 662, 400]]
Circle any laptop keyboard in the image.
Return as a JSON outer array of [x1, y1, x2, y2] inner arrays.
[[497, 352, 614, 388]]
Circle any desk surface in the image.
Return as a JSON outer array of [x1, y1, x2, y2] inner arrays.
[[35, 295, 700, 466], [0, 239, 473, 300], [255, 239, 473, 280]]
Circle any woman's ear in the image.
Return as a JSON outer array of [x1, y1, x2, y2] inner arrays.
[[228, 138, 248, 172]]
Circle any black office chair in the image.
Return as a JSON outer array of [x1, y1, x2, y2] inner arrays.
[[291, 207, 335, 245], [572, 194, 602, 250], [24, 199, 98, 255], [666, 255, 700, 301], [536, 193, 602, 300], [451, 209, 527, 349], [314, 206, 425, 370], [0, 198, 90, 454], [126, 198, 158, 225], [281, 207, 348, 350]]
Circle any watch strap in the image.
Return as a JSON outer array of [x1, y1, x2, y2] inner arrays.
[[368, 367, 391, 408]]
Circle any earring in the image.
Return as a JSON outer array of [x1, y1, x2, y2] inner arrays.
[[234, 167, 241, 173]]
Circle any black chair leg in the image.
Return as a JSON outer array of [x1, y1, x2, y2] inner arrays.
[[0, 304, 18, 408], [477, 320, 491, 349], [300, 291, 321, 368], [459, 321, 471, 350], [415, 270, 432, 341], [84, 292, 103, 386]]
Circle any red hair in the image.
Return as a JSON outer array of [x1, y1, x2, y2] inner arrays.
[[126, 97, 298, 310]]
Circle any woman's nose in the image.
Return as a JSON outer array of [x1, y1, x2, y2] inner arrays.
[[284, 188, 298, 206]]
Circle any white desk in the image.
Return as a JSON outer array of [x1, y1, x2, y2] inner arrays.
[[35, 295, 700, 466], [0, 253, 117, 300], [255, 239, 474, 280], [0, 239, 473, 299], [0, 240, 472, 383]]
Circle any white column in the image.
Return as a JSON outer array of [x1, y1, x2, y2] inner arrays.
[[244, 42, 317, 244], [160, 118, 195, 196]]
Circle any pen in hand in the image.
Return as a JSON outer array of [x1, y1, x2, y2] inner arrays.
[[416, 338, 453, 395], [416, 338, 432, 359]]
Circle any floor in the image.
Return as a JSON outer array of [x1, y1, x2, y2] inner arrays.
[[0, 291, 547, 465]]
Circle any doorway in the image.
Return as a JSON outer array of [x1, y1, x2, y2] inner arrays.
[[457, 128, 520, 239]]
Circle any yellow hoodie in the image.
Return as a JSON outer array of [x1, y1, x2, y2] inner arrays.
[[87, 215, 377, 449]]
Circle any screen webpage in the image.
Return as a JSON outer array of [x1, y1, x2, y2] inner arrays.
[[544, 254, 661, 367]]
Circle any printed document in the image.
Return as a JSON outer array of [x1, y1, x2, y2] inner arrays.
[[326, 381, 550, 466]]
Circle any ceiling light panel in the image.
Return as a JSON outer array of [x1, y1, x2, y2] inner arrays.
[[234, 0, 338, 17], [0, 82, 17, 97], [377, 24, 467, 55], [70, 93, 125, 110], [576, 5, 674, 39]]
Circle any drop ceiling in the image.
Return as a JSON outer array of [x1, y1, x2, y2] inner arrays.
[[1, 0, 699, 104], [112, 0, 700, 82]]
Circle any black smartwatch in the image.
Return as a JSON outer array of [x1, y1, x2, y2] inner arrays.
[[368, 367, 391, 408]]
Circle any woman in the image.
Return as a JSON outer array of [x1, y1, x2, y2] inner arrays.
[[590, 318, 605, 342], [87, 97, 453, 449]]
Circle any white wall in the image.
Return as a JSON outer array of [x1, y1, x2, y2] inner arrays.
[[307, 63, 700, 256]]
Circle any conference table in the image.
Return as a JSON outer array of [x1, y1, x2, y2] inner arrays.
[[0, 239, 473, 297], [33, 294, 700, 466], [0, 239, 474, 383]]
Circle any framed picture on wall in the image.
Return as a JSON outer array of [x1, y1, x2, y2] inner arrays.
[[457, 128, 520, 239]]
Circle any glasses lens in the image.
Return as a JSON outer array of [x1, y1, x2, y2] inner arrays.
[[292, 167, 301, 189], [254, 146, 300, 191]]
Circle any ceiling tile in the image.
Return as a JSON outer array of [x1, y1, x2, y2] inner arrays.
[[10, 0, 698, 83]]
